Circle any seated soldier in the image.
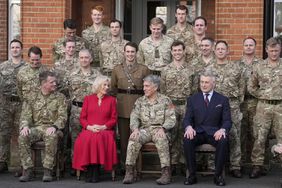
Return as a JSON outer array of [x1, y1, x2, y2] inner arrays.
[[18, 71, 68, 182], [122, 75, 176, 185]]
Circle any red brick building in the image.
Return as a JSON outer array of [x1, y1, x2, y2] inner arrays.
[[0, 0, 272, 65]]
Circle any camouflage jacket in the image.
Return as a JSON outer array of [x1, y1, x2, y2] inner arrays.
[[160, 62, 194, 100], [166, 23, 193, 42], [184, 36, 201, 63], [82, 24, 110, 63], [248, 58, 282, 100], [130, 93, 176, 130], [19, 90, 67, 130], [206, 60, 245, 103], [100, 38, 128, 71], [137, 35, 173, 71], [0, 59, 26, 97], [17, 64, 48, 101], [67, 68, 102, 102], [53, 36, 90, 62]]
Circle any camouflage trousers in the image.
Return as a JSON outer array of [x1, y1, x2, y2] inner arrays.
[[125, 126, 170, 168], [170, 104, 185, 165], [251, 101, 282, 166], [229, 99, 242, 170], [69, 105, 82, 159], [18, 126, 59, 170], [0, 99, 21, 166], [241, 97, 257, 163]]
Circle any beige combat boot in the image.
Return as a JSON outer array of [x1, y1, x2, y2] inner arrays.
[[19, 168, 33, 182], [123, 165, 134, 184], [156, 166, 171, 185], [42, 168, 53, 182]]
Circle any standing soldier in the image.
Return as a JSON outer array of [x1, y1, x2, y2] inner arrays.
[[111, 42, 151, 171], [122, 75, 176, 185], [160, 41, 194, 175], [137, 17, 173, 75], [82, 5, 110, 67], [100, 19, 128, 76], [166, 5, 193, 42], [185, 16, 208, 63], [53, 19, 90, 62], [236, 37, 261, 165], [67, 49, 102, 172], [206, 40, 245, 178], [0, 39, 26, 175], [18, 71, 67, 182], [17, 46, 48, 101], [248, 37, 282, 179]]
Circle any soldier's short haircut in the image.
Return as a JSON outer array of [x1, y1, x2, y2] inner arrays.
[[143, 74, 160, 89], [201, 37, 215, 45], [39, 71, 57, 84], [92, 75, 110, 94], [243, 36, 257, 46], [110, 19, 122, 28], [150, 17, 164, 27], [64, 19, 77, 30], [215, 40, 228, 49], [171, 40, 185, 50], [92, 5, 104, 13], [10, 39, 23, 48], [266, 37, 281, 48], [63, 39, 76, 47], [28, 46, 42, 58], [79, 49, 92, 58], [193, 16, 207, 26], [176, 5, 188, 14], [124, 42, 138, 52], [200, 68, 216, 82]]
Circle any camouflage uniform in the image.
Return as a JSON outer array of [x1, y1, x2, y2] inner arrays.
[[137, 35, 173, 73], [18, 91, 67, 170], [185, 36, 201, 63], [248, 59, 282, 166], [125, 93, 176, 168], [207, 61, 245, 170], [53, 36, 90, 62], [160, 63, 194, 165], [191, 54, 216, 93], [166, 23, 193, 42], [0, 59, 26, 167], [100, 38, 128, 76], [17, 64, 48, 101], [237, 56, 261, 163], [82, 25, 110, 67], [67, 68, 102, 157]]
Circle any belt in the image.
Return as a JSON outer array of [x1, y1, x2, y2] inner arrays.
[[72, 101, 83, 107], [117, 88, 144, 95], [260, 99, 282, 105], [4, 95, 21, 102], [152, 70, 161, 76], [171, 99, 186, 105]]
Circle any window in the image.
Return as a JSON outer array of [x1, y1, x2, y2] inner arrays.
[[9, 0, 21, 42]]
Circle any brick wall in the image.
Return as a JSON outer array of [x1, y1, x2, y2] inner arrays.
[[21, 0, 68, 66], [202, 0, 216, 39], [215, 0, 264, 60], [0, 0, 8, 62]]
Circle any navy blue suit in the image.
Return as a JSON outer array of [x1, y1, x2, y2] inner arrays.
[[183, 91, 232, 176]]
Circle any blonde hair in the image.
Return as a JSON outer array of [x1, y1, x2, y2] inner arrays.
[[92, 75, 110, 94]]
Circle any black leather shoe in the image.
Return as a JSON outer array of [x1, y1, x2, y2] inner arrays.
[[249, 166, 262, 179], [184, 176, 197, 185], [214, 175, 226, 186], [230, 169, 242, 178]]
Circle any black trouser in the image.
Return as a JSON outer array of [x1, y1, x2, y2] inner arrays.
[[118, 117, 130, 167], [183, 132, 228, 176]]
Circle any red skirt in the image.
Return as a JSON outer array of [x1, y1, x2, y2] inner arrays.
[[72, 129, 118, 171]]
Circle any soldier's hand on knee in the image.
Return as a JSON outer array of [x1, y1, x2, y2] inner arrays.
[[46, 127, 56, 136], [130, 129, 140, 141], [274, 144, 282, 154], [20, 127, 31, 137]]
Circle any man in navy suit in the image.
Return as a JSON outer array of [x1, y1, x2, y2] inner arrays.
[[183, 70, 232, 186]]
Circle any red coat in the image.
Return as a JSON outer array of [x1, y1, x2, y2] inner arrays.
[[72, 94, 118, 171]]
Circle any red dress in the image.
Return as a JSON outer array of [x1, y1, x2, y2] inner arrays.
[[72, 94, 118, 171]]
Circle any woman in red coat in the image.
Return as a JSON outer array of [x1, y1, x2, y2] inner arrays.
[[72, 75, 118, 182]]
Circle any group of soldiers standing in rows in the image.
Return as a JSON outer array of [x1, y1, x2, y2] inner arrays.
[[0, 4, 281, 185]]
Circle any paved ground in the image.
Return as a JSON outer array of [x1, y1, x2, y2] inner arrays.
[[0, 166, 281, 188]]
